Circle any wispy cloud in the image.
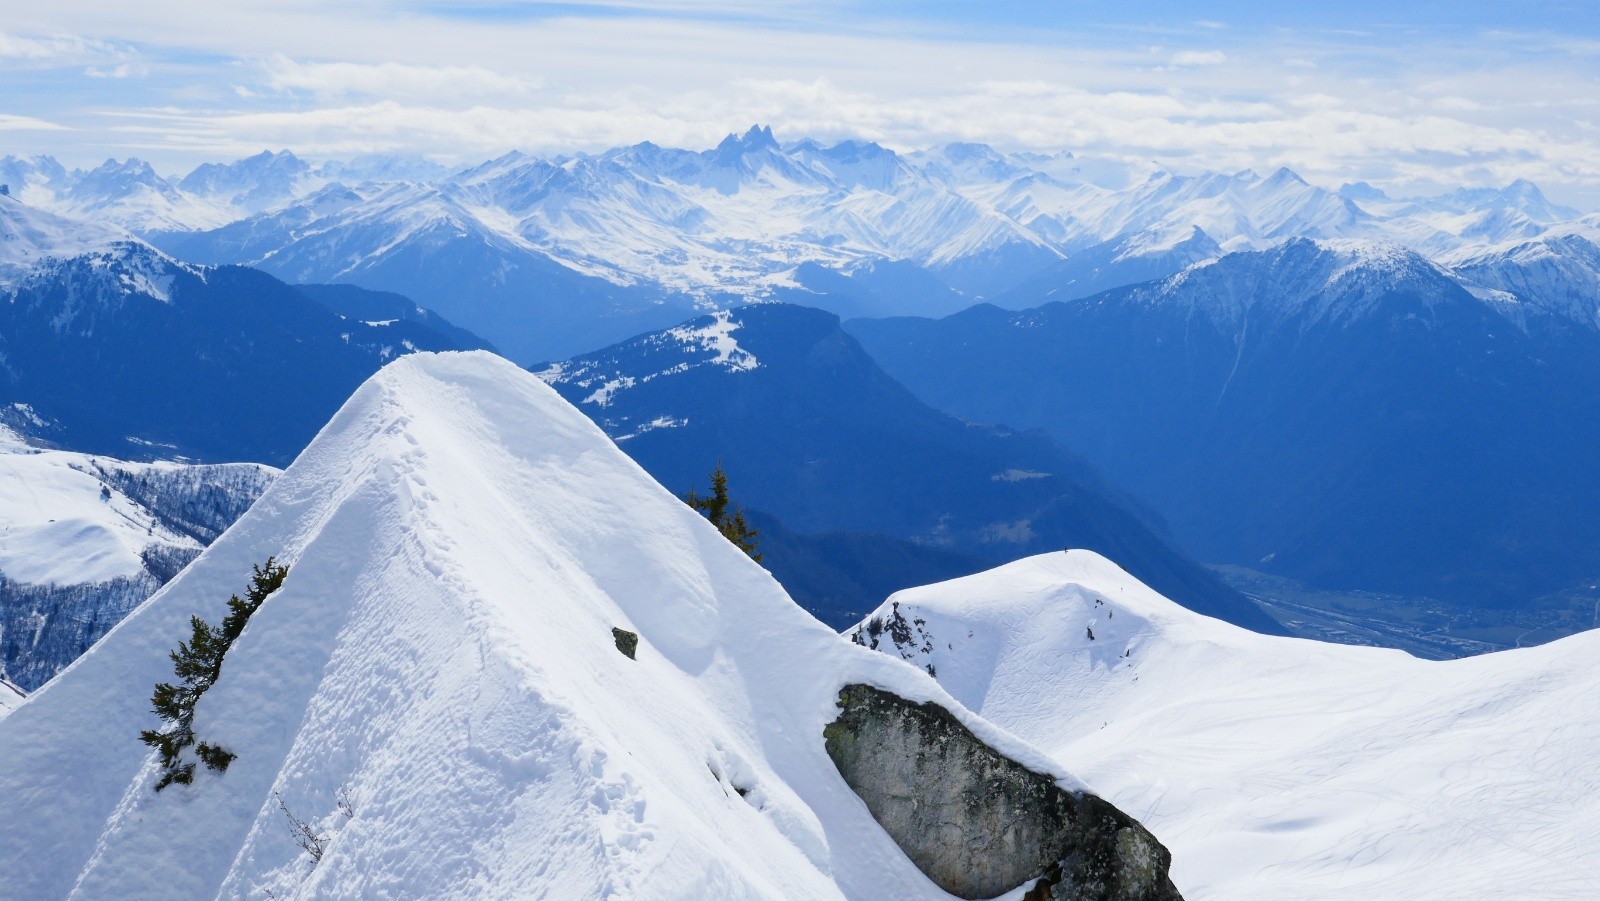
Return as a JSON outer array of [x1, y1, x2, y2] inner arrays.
[[260, 56, 539, 101], [0, 29, 138, 68], [1168, 50, 1228, 66], [0, 112, 67, 131]]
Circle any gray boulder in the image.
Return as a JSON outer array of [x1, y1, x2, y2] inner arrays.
[[824, 683, 1181, 900]]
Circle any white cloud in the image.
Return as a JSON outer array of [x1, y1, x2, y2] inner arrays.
[[0, 29, 136, 68], [261, 56, 538, 101], [0, 113, 67, 131], [86, 63, 147, 78], [1169, 50, 1228, 67]]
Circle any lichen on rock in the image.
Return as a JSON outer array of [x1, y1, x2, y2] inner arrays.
[[823, 683, 1182, 901]]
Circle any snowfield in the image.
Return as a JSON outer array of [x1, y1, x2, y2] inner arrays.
[[0, 677, 22, 716], [0, 192, 131, 284], [0, 426, 277, 690], [0, 432, 203, 586], [0, 352, 1106, 900], [854, 552, 1600, 900]]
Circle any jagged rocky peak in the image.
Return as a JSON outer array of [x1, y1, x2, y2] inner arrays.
[[178, 149, 310, 196], [714, 123, 780, 158]]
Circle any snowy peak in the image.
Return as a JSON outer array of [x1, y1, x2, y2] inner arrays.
[[0, 154, 69, 205], [72, 157, 171, 200], [715, 123, 780, 157], [1437, 178, 1578, 222], [1126, 237, 1466, 325], [8, 238, 197, 318], [11, 136, 1593, 329], [0, 352, 1168, 899], [909, 142, 1035, 187], [0, 193, 136, 280], [851, 550, 1600, 898], [536, 307, 760, 409], [178, 150, 314, 212], [1447, 231, 1600, 327]]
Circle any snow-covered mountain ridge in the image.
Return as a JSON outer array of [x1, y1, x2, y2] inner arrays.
[[0, 191, 128, 276], [1116, 238, 1465, 327], [854, 551, 1600, 899], [8, 132, 1594, 327], [0, 195, 490, 463], [534, 308, 759, 411], [0, 351, 1178, 899]]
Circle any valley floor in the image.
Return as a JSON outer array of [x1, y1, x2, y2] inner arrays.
[[1218, 565, 1600, 660]]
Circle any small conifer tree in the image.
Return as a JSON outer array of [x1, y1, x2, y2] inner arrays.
[[140, 557, 288, 790], [685, 465, 761, 562]]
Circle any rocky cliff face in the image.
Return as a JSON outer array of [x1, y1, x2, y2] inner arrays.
[[824, 683, 1181, 901]]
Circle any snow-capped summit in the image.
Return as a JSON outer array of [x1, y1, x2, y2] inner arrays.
[[715, 123, 780, 157], [0, 192, 133, 282], [0, 352, 1175, 899], [0, 154, 69, 206], [1430, 178, 1579, 224], [178, 150, 316, 213], [1446, 232, 1600, 328], [1122, 237, 1462, 325], [909, 142, 1037, 187], [853, 551, 1600, 899], [11, 137, 1596, 347], [59, 158, 234, 232]]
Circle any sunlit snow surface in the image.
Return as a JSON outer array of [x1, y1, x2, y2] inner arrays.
[[858, 551, 1600, 899], [0, 193, 130, 284], [0, 678, 22, 716], [0, 352, 1080, 900], [0, 446, 195, 585], [13, 141, 1597, 311], [536, 308, 759, 410]]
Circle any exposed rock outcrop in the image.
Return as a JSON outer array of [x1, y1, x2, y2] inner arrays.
[[612, 626, 639, 659], [824, 683, 1181, 900]]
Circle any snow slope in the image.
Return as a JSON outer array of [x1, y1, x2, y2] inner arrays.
[[0, 434, 205, 586], [0, 351, 1123, 900], [853, 551, 1600, 900], [0, 426, 277, 689], [0, 191, 130, 283], [0, 676, 22, 717]]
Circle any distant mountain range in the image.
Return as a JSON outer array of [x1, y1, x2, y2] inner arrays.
[[849, 238, 1600, 612], [0, 194, 487, 465], [5, 130, 1593, 361], [536, 303, 1279, 632], [5, 131, 1600, 636]]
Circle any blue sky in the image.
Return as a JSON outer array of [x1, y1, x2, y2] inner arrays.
[[3, 1, 1598, 205]]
